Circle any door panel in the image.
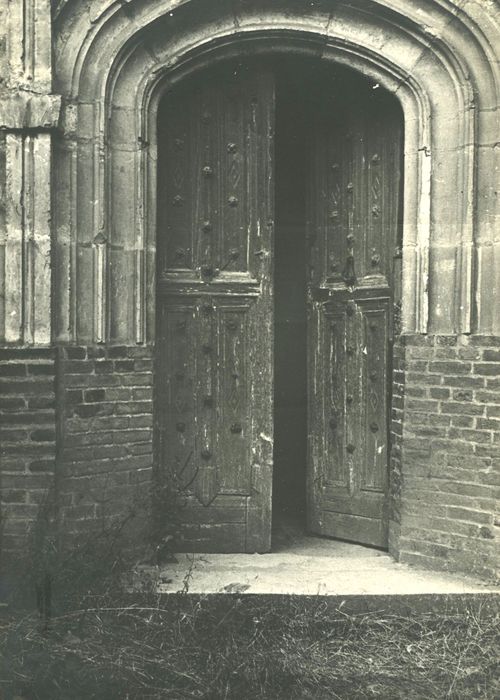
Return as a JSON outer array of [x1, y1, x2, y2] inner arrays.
[[157, 63, 274, 552], [306, 76, 403, 547]]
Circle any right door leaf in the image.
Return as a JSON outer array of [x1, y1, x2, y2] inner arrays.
[[306, 74, 403, 547]]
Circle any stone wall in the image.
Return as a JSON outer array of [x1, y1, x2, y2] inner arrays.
[[391, 335, 500, 581]]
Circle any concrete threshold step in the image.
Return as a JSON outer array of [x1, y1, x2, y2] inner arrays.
[[130, 537, 498, 604]]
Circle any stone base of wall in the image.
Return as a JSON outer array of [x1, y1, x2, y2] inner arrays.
[[390, 335, 500, 582]]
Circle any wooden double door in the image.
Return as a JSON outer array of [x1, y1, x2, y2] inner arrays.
[[156, 60, 403, 552]]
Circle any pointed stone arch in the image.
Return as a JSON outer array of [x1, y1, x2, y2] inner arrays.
[[52, 0, 499, 344]]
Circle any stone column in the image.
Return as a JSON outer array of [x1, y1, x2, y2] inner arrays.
[[0, 0, 61, 345]]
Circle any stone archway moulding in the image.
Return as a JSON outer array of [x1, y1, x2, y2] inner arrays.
[[51, 0, 500, 345]]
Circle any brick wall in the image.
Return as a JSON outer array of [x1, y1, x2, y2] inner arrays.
[[388, 339, 405, 553], [57, 345, 154, 549], [1, 345, 155, 563], [1, 338, 498, 580], [0, 348, 57, 560], [392, 335, 500, 581]]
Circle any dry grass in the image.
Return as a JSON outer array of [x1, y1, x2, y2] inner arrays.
[[1, 592, 498, 699], [1, 495, 497, 699]]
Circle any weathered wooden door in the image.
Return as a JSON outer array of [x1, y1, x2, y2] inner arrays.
[[306, 78, 403, 547], [156, 63, 274, 552]]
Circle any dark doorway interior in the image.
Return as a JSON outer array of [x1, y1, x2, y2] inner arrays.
[[272, 68, 308, 537]]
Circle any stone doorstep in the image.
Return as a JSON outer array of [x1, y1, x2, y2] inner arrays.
[[129, 537, 499, 600]]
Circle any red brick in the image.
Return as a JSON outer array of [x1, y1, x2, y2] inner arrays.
[[87, 346, 107, 359], [436, 336, 457, 347], [0, 380, 54, 395], [115, 401, 152, 415], [482, 349, 500, 361], [2, 411, 54, 426], [401, 334, 434, 347], [473, 363, 500, 376], [0, 364, 27, 377], [428, 361, 471, 374], [64, 360, 94, 374], [406, 399, 439, 412], [0, 348, 54, 360], [30, 429, 56, 442], [0, 429, 29, 442], [1, 490, 27, 504], [1, 503, 40, 518], [94, 360, 114, 374], [112, 429, 153, 444], [64, 346, 87, 359], [133, 359, 153, 371], [0, 396, 26, 410], [407, 373, 441, 385], [451, 416, 474, 428], [126, 346, 152, 358], [29, 459, 56, 473], [28, 396, 56, 409], [448, 428, 491, 443], [84, 388, 106, 402], [476, 418, 500, 430], [468, 336, 500, 347], [108, 345, 129, 358], [440, 402, 484, 416], [476, 391, 500, 404], [452, 389, 472, 401], [447, 507, 492, 525], [458, 346, 481, 360], [442, 376, 485, 388], [434, 348, 457, 359], [27, 364, 54, 376]]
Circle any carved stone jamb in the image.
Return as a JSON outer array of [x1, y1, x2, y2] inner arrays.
[[0, 0, 61, 345]]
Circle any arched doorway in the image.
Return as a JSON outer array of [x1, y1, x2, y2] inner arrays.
[[156, 57, 403, 553]]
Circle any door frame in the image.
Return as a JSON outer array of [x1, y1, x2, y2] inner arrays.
[[52, 0, 489, 571], [145, 41, 412, 553]]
